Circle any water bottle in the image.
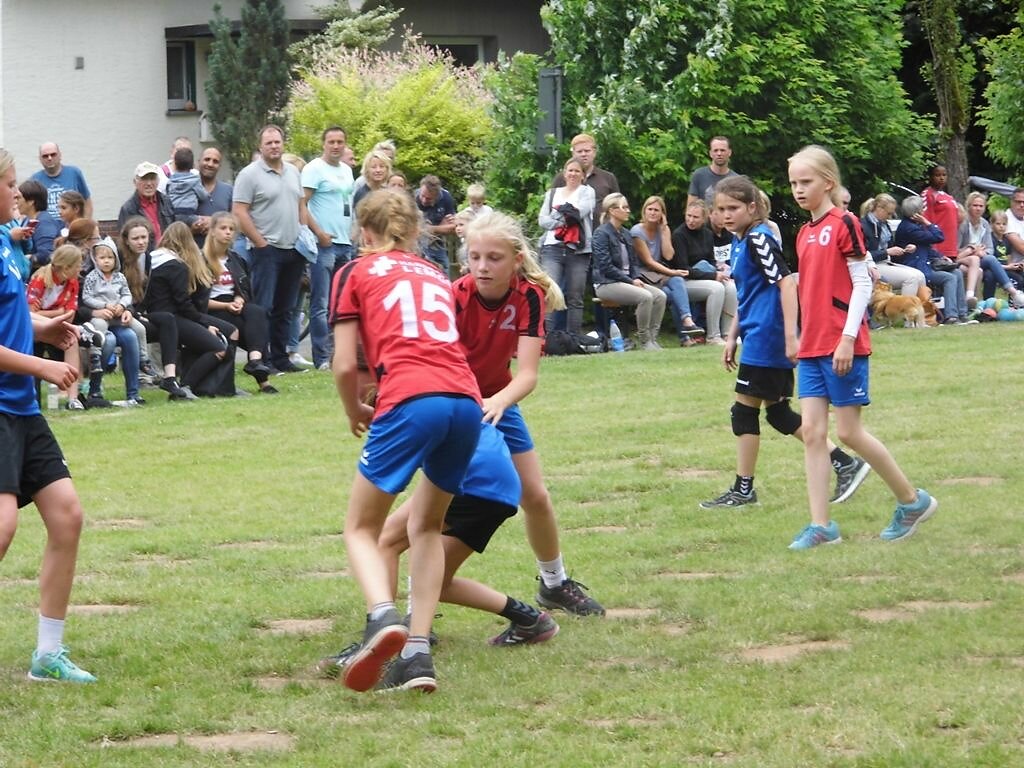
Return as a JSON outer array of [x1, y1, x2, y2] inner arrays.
[[608, 319, 625, 352], [46, 383, 60, 410]]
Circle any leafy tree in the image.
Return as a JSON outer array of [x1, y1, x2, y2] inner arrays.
[[287, 35, 492, 199], [206, 0, 291, 173], [539, 0, 933, 219], [978, 6, 1024, 178], [918, 0, 973, 201], [289, 1, 402, 73]]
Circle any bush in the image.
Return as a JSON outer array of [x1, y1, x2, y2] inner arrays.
[[287, 34, 494, 200]]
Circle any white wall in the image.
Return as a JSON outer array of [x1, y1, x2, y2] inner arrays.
[[1, 0, 324, 220]]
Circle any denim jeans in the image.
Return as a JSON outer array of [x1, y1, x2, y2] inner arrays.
[[250, 245, 306, 368], [540, 244, 590, 334], [102, 325, 140, 400], [929, 268, 966, 319], [661, 276, 694, 338], [423, 242, 450, 276], [309, 242, 353, 366]]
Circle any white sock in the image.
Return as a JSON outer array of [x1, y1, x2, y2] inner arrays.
[[368, 601, 396, 621], [400, 637, 430, 659], [405, 575, 414, 617], [37, 615, 65, 656], [966, 290, 975, 298], [537, 555, 567, 588]]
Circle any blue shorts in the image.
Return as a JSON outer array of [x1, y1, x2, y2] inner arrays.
[[458, 423, 521, 506], [798, 356, 871, 407], [359, 395, 483, 495], [494, 405, 535, 455]]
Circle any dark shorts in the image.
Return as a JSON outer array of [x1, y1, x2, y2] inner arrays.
[[734, 363, 794, 402], [443, 494, 518, 553], [0, 413, 71, 508]]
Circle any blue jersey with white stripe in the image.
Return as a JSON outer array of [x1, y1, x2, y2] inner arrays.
[[731, 222, 792, 369], [0, 233, 40, 416]]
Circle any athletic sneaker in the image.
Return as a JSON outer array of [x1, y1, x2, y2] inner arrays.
[[79, 322, 104, 348], [288, 352, 314, 369], [488, 612, 559, 647], [788, 521, 842, 550], [830, 458, 871, 504], [376, 652, 437, 693], [880, 489, 937, 541], [316, 642, 361, 679], [699, 488, 758, 509], [66, 398, 85, 411], [342, 608, 408, 692], [537, 578, 605, 617], [28, 645, 96, 683], [140, 359, 162, 380]]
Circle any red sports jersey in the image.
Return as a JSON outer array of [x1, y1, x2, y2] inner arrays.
[[330, 250, 480, 416], [922, 187, 958, 258], [795, 207, 872, 359], [452, 273, 545, 398]]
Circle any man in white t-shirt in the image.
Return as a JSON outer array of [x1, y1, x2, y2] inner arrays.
[[301, 126, 354, 369], [1004, 188, 1024, 260]]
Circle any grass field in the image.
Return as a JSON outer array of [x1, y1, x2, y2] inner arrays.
[[1, 323, 1023, 767]]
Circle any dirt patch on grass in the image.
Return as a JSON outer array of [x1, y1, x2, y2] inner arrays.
[[938, 476, 1001, 486], [966, 655, 1024, 668], [103, 731, 295, 752], [838, 574, 892, 583], [69, 604, 139, 615], [303, 569, 349, 579], [130, 554, 195, 567], [215, 540, 279, 550], [259, 619, 333, 636], [661, 622, 694, 637], [254, 674, 332, 690], [586, 717, 660, 729], [605, 607, 657, 620], [656, 571, 722, 580], [565, 525, 627, 534], [855, 600, 990, 623], [0, 576, 37, 586], [667, 468, 720, 480], [1001, 572, 1024, 583], [739, 639, 850, 663], [91, 518, 147, 530]]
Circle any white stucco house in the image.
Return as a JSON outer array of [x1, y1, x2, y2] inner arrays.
[[0, 0, 547, 220]]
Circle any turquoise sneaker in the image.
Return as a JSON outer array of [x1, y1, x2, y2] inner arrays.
[[788, 521, 842, 550], [880, 489, 937, 541], [28, 645, 97, 683]]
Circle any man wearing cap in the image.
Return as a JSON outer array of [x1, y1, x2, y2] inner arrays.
[[31, 142, 94, 219], [117, 162, 176, 242], [232, 124, 307, 373]]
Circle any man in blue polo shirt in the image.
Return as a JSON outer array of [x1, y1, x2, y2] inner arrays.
[[30, 143, 93, 220], [414, 175, 456, 274]]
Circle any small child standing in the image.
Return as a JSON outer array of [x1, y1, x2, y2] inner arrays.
[[165, 147, 208, 225], [0, 148, 96, 683], [80, 237, 146, 405], [990, 210, 1024, 294], [459, 183, 493, 218], [26, 245, 93, 409], [700, 176, 867, 511], [788, 145, 936, 549]]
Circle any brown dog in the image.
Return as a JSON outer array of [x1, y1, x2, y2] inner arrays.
[[872, 282, 926, 328]]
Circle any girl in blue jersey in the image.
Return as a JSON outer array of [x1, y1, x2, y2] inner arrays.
[[0, 149, 96, 683], [701, 176, 866, 512]]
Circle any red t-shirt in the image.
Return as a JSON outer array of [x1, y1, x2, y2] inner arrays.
[[452, 274, 545, 398], [139, 196, 162, 243], [796, 207, 871, 359], [922, 187, 958, 258], [329, 250, 480, 416]]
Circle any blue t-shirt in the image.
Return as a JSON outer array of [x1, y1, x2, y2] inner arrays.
[[301, 158, 354, 245], [0, 233, 40, 416], [731, 222, 792, 369], [196, 180, 234, 217], [31, 165, 91, 218]]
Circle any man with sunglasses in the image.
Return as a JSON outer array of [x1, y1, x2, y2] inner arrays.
[[30, 143, 93, 221]]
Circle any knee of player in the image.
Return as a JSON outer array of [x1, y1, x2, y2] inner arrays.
[[765, 399, 801, 436], [49, 499, 84, 543], [519, 482, 552, 512], [730, 402, 761, 437]]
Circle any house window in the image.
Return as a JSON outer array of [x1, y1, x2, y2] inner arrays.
[[424, 37, 486, 67], [166, 41, 196, 111]]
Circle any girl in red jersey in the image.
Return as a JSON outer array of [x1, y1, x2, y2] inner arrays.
[[787, 145, 937, 550], [453, 211, 605, 616], [329, 189, 483, 693]]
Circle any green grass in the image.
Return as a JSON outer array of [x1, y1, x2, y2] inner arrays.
[[2, 324, 1024, 767]]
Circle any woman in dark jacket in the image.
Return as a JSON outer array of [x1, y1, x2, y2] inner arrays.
[[591, 193, 667, 350], [201, 211, 276, 393], [141, 222, 236, 393]]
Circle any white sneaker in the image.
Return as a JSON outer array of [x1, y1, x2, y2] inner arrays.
[[288, 352, 313, 368], [1012, 293, 1024, 309]]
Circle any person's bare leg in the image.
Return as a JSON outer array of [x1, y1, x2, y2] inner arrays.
[[34, 479, 83, 620], [833, 405, 915, 504]]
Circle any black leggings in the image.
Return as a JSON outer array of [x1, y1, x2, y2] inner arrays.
[[139, 312, 179, 368], [176, 315, 236, 388], [208, 302, 269, 356]]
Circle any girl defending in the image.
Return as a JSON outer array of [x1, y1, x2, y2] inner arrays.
[[0, 149, 95, 682], [330, 189, 482, 692], [701, 177, 866, 511], [788, 145, 936, 549], [455, 212, 605, 616]]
